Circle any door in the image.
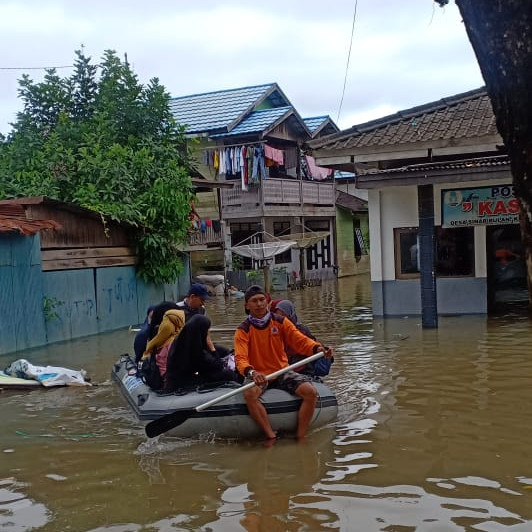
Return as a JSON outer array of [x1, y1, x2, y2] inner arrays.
[[487, 224, 528, 312]]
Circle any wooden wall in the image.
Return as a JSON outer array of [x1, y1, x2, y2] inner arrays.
[[27, 203, 136, 272]]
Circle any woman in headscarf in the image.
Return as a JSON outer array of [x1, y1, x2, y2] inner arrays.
[[164, 314, 241, 393], [272, 300, 333, 378], [142, 309, 186, 384], [147, 301, 180, 340]]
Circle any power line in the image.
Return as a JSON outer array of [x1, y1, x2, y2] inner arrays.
[[337, 0, 358, 124], [0, 65, 74, 71]]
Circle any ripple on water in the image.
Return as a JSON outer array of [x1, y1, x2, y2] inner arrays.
[[0, 478, 50, 531]]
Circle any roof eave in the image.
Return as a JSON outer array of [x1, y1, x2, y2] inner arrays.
[[314, 134, 503, 168], [355, 161, 511, 189]]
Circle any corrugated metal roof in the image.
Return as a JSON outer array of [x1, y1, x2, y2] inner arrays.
[[304, 116, 329, 132], [0, 203, 62, 235], [169, 83, 289, 134], [212, 107, 293, 137], [311, 87, 497, 151]]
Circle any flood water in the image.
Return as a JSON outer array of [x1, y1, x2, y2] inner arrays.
[[2, 273, 532, 531]]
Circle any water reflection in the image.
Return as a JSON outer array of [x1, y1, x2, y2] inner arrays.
[[0, 478, 49, 531], [1, 274, 532, 530]]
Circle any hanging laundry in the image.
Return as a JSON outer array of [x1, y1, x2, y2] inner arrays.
[[225, 147, 232, 175], [241, 146, 248, 191], [212, 220, 221, 232], [252, 146, 267, 181], [247, 146, 256, 185], [265, 145, 284, 165], [305, 155, 333, 180]]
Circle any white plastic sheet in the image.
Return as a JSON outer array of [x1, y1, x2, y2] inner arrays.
[[4, 359, 91, 387]]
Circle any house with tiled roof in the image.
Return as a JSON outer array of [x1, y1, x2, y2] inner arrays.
[[310, 87, 526, 322], [170, 83, 340, 288]]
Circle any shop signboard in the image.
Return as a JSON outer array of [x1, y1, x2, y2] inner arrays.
[[441, 185, 519, 228]]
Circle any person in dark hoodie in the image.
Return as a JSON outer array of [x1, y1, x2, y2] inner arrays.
[[133, 305, 156, 363], [164, 314, 240, 392]]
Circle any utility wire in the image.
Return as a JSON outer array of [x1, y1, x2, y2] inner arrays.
[[337, 0, 358, 123], [0, 65, 74, 71]]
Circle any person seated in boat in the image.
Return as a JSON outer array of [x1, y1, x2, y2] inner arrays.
[[271, 300, 334, 379], [177, 283, 210, 320], [164, 314, 241, 393], [133, 305, 156, 363], [234, 285, 333, 442], [269, 298, 282, 312], [177, 282, 222, 354], [148, 301, 181, 341], [141, 309, 186, 386]]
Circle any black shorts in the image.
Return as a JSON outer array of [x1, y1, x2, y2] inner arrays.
[[267, 370, 312, 395]]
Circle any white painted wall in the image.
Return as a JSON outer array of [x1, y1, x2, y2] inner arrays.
[[369, 186, 418, 282], [368, 178, 513, 283]]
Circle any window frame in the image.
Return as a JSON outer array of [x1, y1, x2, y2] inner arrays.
[[394, 226, 475, 280]]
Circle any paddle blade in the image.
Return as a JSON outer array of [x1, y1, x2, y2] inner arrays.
[[145, 408, 195, 438]]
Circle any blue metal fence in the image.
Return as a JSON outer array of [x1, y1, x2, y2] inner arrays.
[[0, 233, 191, 356]]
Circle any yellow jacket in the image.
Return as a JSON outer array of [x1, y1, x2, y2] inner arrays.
[[142, 309, 185, 359]]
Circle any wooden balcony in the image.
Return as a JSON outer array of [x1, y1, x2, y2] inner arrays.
[[182, 222, 225, 251], [220, 178, 335, 219]]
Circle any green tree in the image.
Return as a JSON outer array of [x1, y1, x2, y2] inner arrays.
[[0, 49, 195, 284]]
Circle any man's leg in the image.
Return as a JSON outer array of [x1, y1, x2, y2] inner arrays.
[[294, 382, 318, 440], [243, 386, 276, 439]]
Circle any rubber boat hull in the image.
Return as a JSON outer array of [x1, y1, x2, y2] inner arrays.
[[112, 356, 338, 439]]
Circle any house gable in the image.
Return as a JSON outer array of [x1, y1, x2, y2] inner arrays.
[[169, 83, 292, 136]]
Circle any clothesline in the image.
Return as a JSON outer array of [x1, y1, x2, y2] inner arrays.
[[202, 143, 332, 183]]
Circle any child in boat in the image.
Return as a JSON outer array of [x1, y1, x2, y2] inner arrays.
[[271, 300, 334, 379]]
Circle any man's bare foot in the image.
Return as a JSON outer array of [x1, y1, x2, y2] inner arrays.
[[263, 436, 277, 448], [262, 431, 278, 447]]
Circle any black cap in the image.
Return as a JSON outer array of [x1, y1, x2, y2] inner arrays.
[[244, 285, 266, 302], [188, 283, 210, 300]]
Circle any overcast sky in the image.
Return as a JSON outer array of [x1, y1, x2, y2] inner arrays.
[[0, 0, 484, 136]]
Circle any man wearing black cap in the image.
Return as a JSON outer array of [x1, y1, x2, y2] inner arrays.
[[147, 283, 212, 348], [234, 285, 332, 442], [177, 282, 210, 321], [177, 282, 218, 352]]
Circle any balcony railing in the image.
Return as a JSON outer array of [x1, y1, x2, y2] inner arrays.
[[220, 178, 335, 207], [184, 222, 224, 250]]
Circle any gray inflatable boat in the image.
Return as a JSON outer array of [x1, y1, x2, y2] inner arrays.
[[112, 355, 338, 439]]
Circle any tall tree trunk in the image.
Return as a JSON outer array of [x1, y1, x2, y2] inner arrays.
[[453, 0, 532, 308]]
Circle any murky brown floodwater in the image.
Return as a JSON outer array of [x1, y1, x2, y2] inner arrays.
[[1, 273, 532, 531]]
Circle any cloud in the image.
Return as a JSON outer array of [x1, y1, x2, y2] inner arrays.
[[0, 0, 484, 135]]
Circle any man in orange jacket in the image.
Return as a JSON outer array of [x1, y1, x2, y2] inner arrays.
[[234, 285, 332, 442]]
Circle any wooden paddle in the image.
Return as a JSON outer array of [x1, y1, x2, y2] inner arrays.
[[144, 351, 325, 438], [129, 325, 237, 333]]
